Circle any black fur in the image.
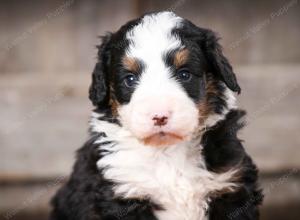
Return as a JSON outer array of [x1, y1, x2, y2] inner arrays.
[[173, 20, 241, 94], [202, 110, 263, 219], [89, 34, 113, 108], [164, 48, 207, 102], [50, 133, 159, 220], [89, 17, 144, 107]]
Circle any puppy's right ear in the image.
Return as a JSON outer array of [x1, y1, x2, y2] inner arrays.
[[201, 29, 241, 93], [89, 34, 112, 107]]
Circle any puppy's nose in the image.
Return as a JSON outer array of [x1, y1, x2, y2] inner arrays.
[[152, 115, 168, 126]]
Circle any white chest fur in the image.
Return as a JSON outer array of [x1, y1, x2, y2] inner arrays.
[[91, 117, 237, 220]]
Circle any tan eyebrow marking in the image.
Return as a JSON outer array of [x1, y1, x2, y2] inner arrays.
[[174, 48, 189, 68], [122, 56, 140, 73]]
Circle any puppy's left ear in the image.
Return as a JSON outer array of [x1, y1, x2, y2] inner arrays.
[[203, 30, 241, 93]]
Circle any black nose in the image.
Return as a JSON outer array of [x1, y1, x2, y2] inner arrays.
[[152, 116, 168, 126]]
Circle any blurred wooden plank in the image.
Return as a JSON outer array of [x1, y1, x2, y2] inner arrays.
[[259, 171, 300, 220], [0, 0, 137, 73], [237, 64, 300, 172], [0, 182, 60, 220], [0, 72, 90, 178]]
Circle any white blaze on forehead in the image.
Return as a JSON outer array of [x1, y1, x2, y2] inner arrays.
[[126, 11, 183, 62], [125, 12, 184, 94]]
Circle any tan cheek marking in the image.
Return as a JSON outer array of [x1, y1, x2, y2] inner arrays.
[[198, 102, 211, 125], [174, 49, 189, 68], [122, 56, 139, 73], [110, 99, 119, 116], [198, 78, 218, 124], [109, 85, 120, 116]]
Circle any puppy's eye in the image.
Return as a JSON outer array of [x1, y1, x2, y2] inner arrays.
[[124, 74, 138, 88], [176, 69, 192, 82]]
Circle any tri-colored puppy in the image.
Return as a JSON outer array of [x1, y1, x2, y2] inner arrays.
[[50, 11, 262, 220]]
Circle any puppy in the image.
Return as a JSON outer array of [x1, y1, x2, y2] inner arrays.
[[50, 11, 262, 220]]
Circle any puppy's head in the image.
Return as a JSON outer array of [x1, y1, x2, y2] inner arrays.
[[89, 12, 240, 147]]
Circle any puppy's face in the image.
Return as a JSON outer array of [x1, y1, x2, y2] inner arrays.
[[90, 12, 240, 147]]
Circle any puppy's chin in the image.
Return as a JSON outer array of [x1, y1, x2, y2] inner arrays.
[[141, 132, 184, 147]]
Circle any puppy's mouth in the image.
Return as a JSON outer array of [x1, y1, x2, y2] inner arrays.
[[142, 132, 184, 147]]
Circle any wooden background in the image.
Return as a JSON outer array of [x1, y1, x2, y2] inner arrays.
[[0, 0, 300, 219]]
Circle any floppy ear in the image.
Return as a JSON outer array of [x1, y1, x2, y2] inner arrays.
[[89, 34, 112, 107], [203, 30, 241, 93]]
